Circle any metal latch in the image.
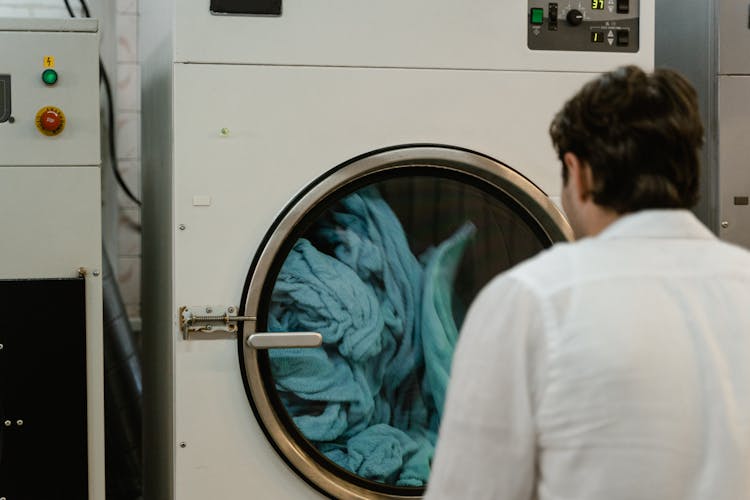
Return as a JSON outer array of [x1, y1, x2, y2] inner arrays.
[[179, 305, 252, 340], [179, 305, 323, 349]]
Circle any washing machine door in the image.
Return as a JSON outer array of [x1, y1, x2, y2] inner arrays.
[[239, 145, 572, 499]]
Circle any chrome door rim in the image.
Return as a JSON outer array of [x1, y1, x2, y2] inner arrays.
[[240, 145, 572, 499]]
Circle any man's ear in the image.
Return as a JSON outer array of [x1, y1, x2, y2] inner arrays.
[[563, 152, 593, 202]]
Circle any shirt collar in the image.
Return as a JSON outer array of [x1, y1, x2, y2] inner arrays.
[[596, 209, 716, 241]]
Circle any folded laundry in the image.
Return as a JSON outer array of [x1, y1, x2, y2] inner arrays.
[[268, 187, 475, 487]]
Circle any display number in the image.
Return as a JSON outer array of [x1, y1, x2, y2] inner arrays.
[[591, 31, 604, 43], [592, 0, 604, 9]]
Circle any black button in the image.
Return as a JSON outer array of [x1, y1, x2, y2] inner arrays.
[[616, 30, 630, 46], [617, 0, 629, 14]]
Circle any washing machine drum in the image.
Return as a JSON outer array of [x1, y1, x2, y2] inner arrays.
[[239, 145, 571, 498]]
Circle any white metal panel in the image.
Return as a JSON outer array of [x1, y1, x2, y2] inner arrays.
[[174, 343, 324, 499], [718, 75, 750, 248], [718, 0, 750, 75], [0, 29, 100, 166], [171, 0, 654, 71], [0, 167, 100, 278], [0, 17, 97, 32], [170, 63, 592, 499]]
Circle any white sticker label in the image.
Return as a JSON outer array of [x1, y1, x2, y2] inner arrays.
[[192, 195, 211, 207]]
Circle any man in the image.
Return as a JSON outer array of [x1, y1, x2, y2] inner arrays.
[[425, 66, 750, 499]]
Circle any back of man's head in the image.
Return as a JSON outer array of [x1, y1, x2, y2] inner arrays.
[[549, 65, 704, 214]]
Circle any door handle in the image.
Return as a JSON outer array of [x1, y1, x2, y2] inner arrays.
[[246, 332, 323, 349]]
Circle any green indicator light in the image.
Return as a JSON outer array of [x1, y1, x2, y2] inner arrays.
[[530, 8, 544, 25], [42, 69, 58, 85]]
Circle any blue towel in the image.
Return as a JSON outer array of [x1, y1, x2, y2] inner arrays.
[[321, 424, 419, 484], [316, 188, 424, 374], [268, 238, 384, 438], [269, 347, 373, 441], [267, 188, 475, 487], [316, 189, 427, 430], [397, 428, 438, 487], [269, 238, 384, 359], [420, 222, 477, 419]]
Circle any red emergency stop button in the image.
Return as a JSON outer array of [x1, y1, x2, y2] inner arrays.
[[35, 106, 66, 136], [41, 109, 61, 130]]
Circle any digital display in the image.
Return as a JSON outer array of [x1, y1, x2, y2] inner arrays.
[[591, 31, 605, 43], [592, 0, 604, 9]]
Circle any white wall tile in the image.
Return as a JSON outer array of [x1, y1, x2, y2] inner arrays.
[[116, 12, 137, 63], [115, 110, 140, 160], [118, 207, 141, 257], [116, 0, 141, 322], [116, 158, 141, 207], [116, 0, 136, 14], [116, 62, 140, 111]]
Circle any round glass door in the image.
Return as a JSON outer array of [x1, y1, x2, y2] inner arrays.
[[240, 145, 572, 499]]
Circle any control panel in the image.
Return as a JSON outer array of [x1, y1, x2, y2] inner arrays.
[[0, 18, 100, 166], [528, 0, 640, 52]]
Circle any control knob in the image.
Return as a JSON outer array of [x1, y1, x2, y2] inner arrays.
[[567, 9, 584, 26]]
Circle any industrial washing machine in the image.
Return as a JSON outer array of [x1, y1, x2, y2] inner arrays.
[[141, 1, 654, 499]]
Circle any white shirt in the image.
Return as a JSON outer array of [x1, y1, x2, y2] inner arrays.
[[426, 210, 750, 500]]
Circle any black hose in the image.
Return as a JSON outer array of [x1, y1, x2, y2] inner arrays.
[[78, 0, 91, 17], [102, 250, 144, 500]]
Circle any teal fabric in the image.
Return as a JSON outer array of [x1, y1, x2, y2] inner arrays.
[[315, 188, 427, 436], [321, 424, 419, 483], [268, 188, 475, 486], [421, 222, 477, 419], [269, 237, 384, 354]]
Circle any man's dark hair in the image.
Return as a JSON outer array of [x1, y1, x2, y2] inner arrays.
[[549, 65, 704, 213]]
